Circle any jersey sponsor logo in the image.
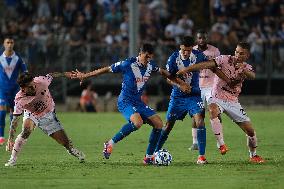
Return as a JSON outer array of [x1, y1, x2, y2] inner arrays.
[[136, 76, 149, 83]]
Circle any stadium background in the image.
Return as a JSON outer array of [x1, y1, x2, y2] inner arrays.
[[1, 0, 283, 111]]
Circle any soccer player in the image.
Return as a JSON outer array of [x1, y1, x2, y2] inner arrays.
[[0, 36, 28, 145], [154, 36, 209, 164], [189, 30, 221, 151], [177, 42, 265, 163], [5, 72, 85, 166], [71, 43, 190, 165]]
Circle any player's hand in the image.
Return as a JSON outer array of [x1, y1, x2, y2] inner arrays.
[[176, 69, 187, 77], [179, 83, 191, 93], [6, 139, 14, 152], [235, 63, 245, 69]]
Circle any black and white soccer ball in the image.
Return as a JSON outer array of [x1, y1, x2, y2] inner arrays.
[[154, 149, 172, 166]]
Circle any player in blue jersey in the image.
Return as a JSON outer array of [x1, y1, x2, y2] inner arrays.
[[155, 36, 230, 164], [0, 36, 28, 145], [71, 44, 190, 165]]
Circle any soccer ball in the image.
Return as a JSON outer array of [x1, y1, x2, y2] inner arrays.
[[154, 149, 172, 166]]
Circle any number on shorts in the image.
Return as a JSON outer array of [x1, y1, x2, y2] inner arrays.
[[240, 108, 247, 115], [197, 102, 204, 109]]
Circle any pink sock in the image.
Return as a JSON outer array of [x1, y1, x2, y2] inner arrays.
[[192, 128, 197, 144], [247, 134, 257, 157], [210, 117, 225, 148], [11, 135, 27, 160]]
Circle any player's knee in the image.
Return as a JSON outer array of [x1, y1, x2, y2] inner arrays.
[[246, 129, 255, 137], [21, 127, 32, 139], [208, 105, 219, 119], [132, 120, 143, 129]]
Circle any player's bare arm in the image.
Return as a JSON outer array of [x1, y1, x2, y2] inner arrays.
[[49, 72, 73, 78], [176, 60, 216, 76], [159, 68, 191, 93], [71, 67, 111, 80], [6, 115, 21, 151]]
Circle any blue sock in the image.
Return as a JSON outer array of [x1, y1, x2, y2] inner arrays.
[[155, 129, 169, 152], [146, 128, 162, 155], [112, 122, 137, 143], [0, 110, 6, 137], [197, 126, 206, 156]]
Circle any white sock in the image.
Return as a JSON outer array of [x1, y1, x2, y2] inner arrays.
[[192, 128, 197, 144], [11, 135, 27, 160], [210, 118, 225, 148], [108, 139, 114, 146]]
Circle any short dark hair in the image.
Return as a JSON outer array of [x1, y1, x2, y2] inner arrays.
[[3, 35, 14, 41], [140, 43, 154, 54], [17, 72, 33, 88], [181, 36, 195, 47], [196, 29, 207, 35], [237, 42, 250, 51]]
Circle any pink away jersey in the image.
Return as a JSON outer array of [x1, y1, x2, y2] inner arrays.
[[193, 44, 220, 88], [13, 74, 55, 118], [212, 55, 253, 102]]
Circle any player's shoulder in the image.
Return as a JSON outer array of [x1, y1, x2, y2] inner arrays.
[[192, 49, 206, 59], [122, 57, 137, 66], [167, 51, 179, 62], [207, 44, 219, 51]]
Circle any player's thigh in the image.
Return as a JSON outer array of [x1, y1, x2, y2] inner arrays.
[[208, 98, 222, 118], [223, 102, 251, 123], [188, 96, 204, 118], [37, 112, 64, 136], [166, 98, 187, 121], [21, 118, 36, 138]]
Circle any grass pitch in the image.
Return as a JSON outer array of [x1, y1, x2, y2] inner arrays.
[[0, 111, 283, 189]]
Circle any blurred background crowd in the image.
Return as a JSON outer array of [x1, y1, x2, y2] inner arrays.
[[0, 0, 283, 109]]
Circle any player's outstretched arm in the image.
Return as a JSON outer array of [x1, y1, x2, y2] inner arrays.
[[159, 68, 191, 93], [49, 72, 73, 78], [6, 115, 21, 151], [176, 60, 216, 76]]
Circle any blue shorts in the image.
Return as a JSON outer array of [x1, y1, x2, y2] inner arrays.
[[117, 99, 156, 122], [166, 96, 204, 121], [0, 89, 18, 108]]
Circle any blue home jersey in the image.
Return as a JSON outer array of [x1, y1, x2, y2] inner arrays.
[[110, 57, 159, 102], [166, 50, 207, 98], [0, 51, 28, 98]]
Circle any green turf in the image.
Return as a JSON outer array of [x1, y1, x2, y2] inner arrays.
[[0, 111, 283, 189]]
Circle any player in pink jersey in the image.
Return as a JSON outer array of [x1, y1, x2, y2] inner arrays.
[[189, 30, 221, 151], [5, 72, 85, 166], [177, 42, 264, 163]]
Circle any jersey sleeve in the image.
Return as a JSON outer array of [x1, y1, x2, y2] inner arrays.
[[166, 55, 177, 75], [151, 61, 160, 72], [19, 57, 28, 72], [214, 55, 228, 68], [34, 74, 53, 86], [200, 52, 208, 62], [110, 60, 129, 73]]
